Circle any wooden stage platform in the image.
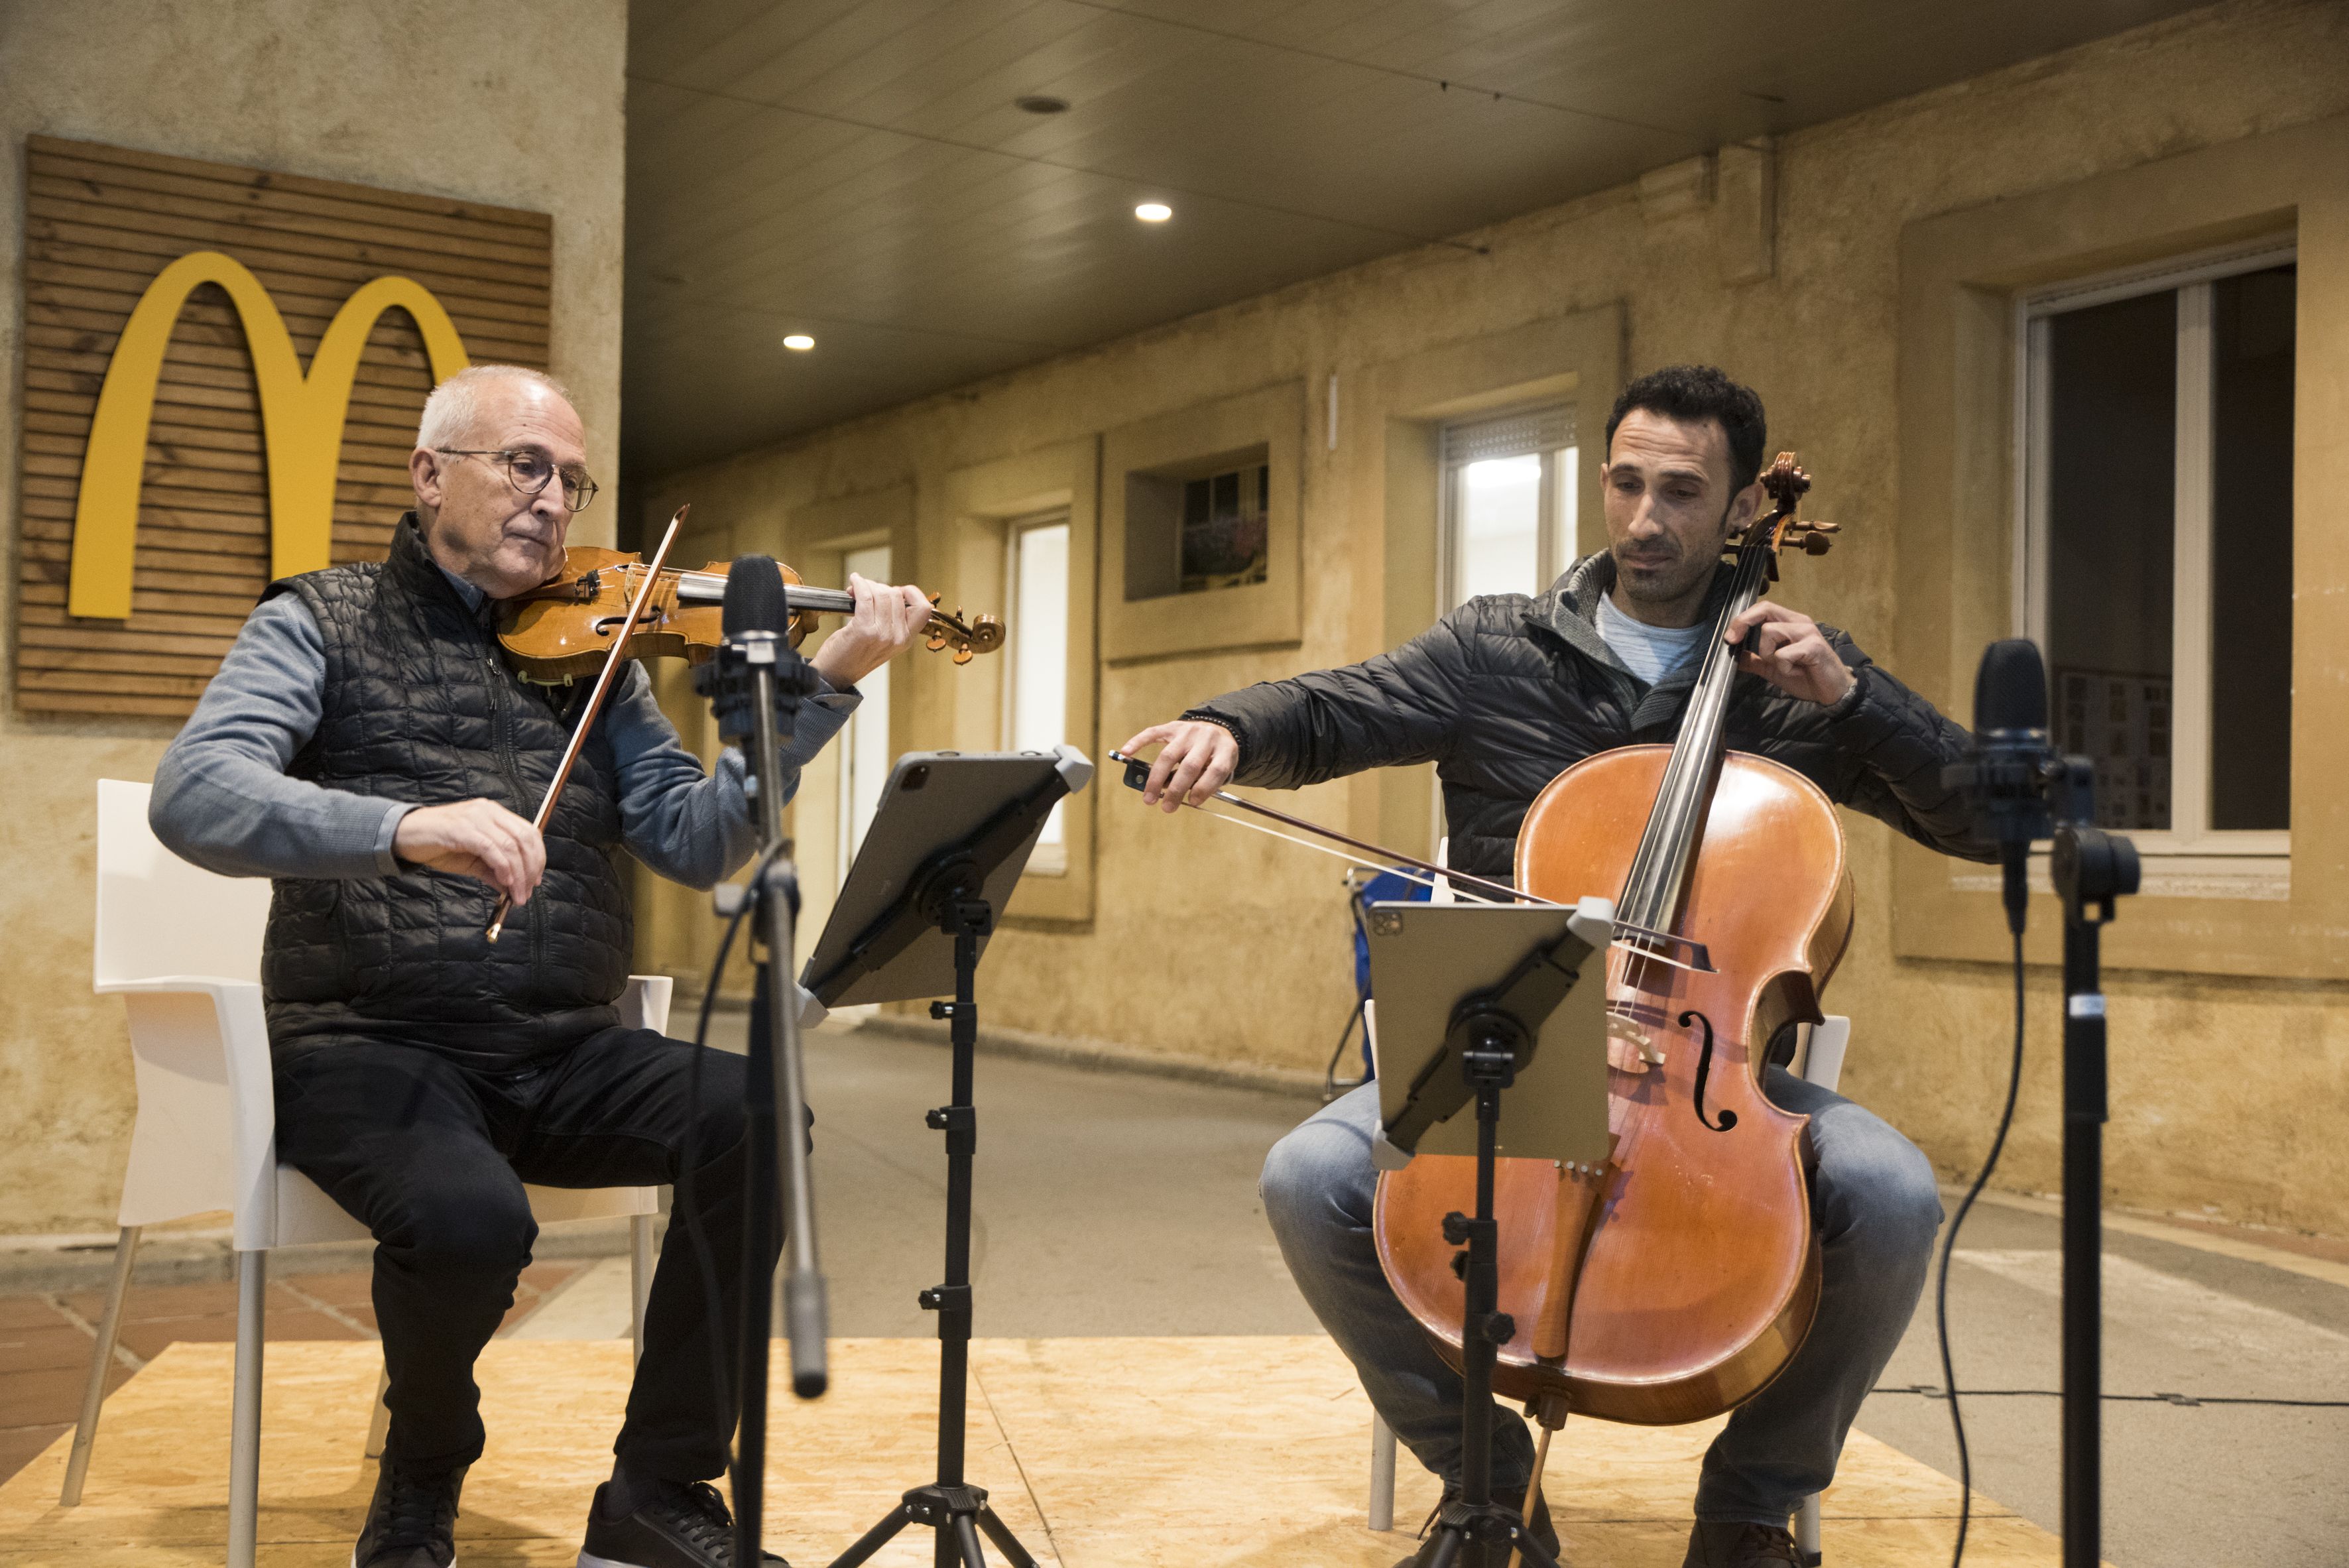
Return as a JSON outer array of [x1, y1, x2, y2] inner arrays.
[[0, 1335, 2067, 1565]]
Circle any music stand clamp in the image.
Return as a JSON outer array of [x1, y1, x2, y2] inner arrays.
[[808, 749, 1091, 1568], [1371, 898, 1612, 1568]]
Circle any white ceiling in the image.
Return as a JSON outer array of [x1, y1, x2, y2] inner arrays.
[[623, 0, 2210, 477]]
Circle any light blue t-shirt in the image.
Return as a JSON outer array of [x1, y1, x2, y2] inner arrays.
[[1595, 592, 1711, 686]]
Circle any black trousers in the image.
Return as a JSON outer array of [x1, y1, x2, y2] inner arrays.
[[274, 1027, 774, 1479]]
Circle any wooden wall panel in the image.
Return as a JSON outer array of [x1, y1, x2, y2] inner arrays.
[[13, 135, 553, 717]]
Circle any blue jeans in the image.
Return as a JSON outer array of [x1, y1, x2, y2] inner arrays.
[[1259, 1069, 1941, 1527]]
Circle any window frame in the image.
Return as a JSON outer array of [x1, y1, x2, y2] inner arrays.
[[833, 537, 895, 882], [1435, 402, 1579, 617], [1000, 507, 1074, 876], [2014, 237, 2297, 863]]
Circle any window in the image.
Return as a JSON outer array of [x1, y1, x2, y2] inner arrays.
[[2019, 245, 2295, 853], [1179, 462, 1270, 592], [1005, 512, 1071, 872], [835, 542, 892, 876], [1440, 405, 1577, 611]]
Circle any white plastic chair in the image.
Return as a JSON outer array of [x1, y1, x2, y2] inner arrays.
[[1364, 1000, 1855, 1566], [61, 780, 668, 1568]]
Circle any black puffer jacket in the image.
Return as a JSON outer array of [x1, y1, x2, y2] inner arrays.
[[261, 517, 632, 1060], [1189, 552, 1990, 880]]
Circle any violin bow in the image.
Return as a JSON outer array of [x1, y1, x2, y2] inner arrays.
[[485, 505, 688, 943], [1105, 750, 1711, 971]]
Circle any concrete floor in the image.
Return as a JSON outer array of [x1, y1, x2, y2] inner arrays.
[[687, 1016, 2347, 1568]]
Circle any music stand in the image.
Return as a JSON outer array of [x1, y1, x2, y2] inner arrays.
[[1363, 897, 1615, 1568], [806, 747, 1093, 1568]]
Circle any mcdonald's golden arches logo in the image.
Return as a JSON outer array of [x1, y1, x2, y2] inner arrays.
[[66, 251, 472, 619], [16, 137, 552, 717]]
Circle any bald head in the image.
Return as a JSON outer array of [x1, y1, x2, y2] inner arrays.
[[408, 366, 589, 599]]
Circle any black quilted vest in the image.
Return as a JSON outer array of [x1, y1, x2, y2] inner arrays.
[[259, 516, 631, 1060]]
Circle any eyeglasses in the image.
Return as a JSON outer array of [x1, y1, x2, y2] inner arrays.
[[436, 447, 599, 513]]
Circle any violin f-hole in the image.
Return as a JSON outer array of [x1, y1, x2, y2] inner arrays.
[[1680, 1008, 1738, 1132]]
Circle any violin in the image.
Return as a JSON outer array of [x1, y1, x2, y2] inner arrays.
[[496, 545, 1004, 683], [482, 506, 1002, 942]]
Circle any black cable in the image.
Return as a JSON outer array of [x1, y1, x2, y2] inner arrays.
[[1872, 1385, 2349, 1409], [1935, 926, 2027, 1567], [673, 845, 776, 1478]]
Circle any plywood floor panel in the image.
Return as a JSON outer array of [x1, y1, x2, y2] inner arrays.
[[0, 1337, 2065, 1567]]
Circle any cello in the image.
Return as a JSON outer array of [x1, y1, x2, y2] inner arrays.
[[1375, 453, 1848, 1437]]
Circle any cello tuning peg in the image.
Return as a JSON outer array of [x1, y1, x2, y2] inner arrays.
[[1801, 532, 1833, 556]]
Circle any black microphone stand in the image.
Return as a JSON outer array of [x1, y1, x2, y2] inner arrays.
[[2046, 778, 2137, 1568], [1958, 638, 2138, 1568], [698, 605, 829, 1568]]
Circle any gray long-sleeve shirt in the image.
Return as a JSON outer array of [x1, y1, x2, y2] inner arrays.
[[152, 564, 855, 890]]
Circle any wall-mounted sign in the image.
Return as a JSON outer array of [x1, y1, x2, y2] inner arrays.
[[15, 136, 554, 717]]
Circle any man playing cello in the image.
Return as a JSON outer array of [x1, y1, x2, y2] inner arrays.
[[1122, 365, 1987, 1568], [152, 365, 932, 1568]]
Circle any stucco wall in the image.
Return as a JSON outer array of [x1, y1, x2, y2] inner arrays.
[[640, 0, 2349, 1236], [0, 0, 629, 1235]]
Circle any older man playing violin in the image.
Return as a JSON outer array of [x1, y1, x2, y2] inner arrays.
[[151, 365, 927, 1568]]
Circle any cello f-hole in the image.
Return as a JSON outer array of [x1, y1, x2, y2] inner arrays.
[[1681, 1008, 1738, 1133]]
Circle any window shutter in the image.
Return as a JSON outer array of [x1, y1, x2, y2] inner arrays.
[[1441, 404, 1575, 467]]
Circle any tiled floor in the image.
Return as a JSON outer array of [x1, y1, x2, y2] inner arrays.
[[0, 1262, 583, 1491]]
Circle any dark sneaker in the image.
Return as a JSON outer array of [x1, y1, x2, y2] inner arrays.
[[1393, 1485, 1559, 1567], [577, 1480, 788, 1568], [1683, 1520, 1800, 1567], [353, 1460, 465, 1568]]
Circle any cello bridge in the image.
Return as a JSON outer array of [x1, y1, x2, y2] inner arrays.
[[1608, 1012, 1666, 1071]]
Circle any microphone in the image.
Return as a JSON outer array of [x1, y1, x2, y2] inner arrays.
[[721, 553, 789, 639], [711, 555, 790, 745], [1957, 638, 2057, 934]]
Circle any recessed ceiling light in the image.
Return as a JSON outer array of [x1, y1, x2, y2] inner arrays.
[[1134, 202, 1172, 223], [1015, 94, 1069, 115], [782, 333, 815, 351]]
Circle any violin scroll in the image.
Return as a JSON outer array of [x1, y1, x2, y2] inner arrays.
[[924, 597, 1004, 666]]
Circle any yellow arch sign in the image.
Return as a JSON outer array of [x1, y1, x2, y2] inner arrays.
[[67, 250, 471, 619]]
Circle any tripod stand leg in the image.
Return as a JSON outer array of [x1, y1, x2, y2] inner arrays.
[[951, 1512, 989, 1567], [826, 1504, 914, 1567], [975, 1506, 1039, 1568], [1506, 1528, 1565, 1568], [1417, 1529, 1465, 1568]]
